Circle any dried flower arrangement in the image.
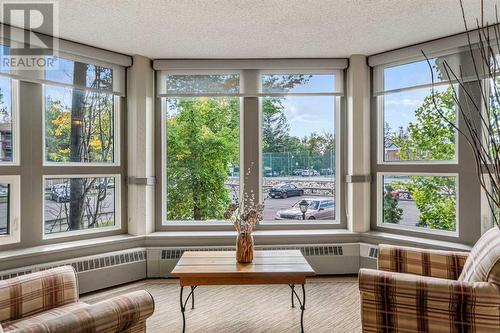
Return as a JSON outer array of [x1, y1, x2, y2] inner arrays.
[[224, 166, 264, 263]]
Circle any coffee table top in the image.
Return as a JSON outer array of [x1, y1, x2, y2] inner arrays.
[[171, 250, 315, 286]]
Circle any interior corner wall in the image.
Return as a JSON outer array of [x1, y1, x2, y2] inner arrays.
[[127, 55, 155, 235], [346, 55, 371, 233]]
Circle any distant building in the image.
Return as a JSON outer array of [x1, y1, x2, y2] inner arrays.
[[0, 123, 12, 161]]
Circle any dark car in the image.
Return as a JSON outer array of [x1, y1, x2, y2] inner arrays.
[[269, 184, 304, 199]]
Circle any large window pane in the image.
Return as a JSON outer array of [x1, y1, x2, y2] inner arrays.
[[0, 184, 9, 235], [0, 77, 12, 163], [165, 97, 240, 221], [383, 85, 456, 162], [262, 74, 336, 93], [44, 176, 116, 235], [262, 95, 336, 221], [381, 175, 457, 232], [45, 57, 113, 91], [45, 85, 115, 163], [166, 74, 239, 94], [489, 78, 500, 150], [383, 52, 474, 92]]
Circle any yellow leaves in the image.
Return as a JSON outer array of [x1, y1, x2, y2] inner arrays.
[[90, 137, 102, 151], [51, 112, 70, 137]]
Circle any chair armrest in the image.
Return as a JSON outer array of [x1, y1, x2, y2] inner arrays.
[[359, 268, 500, 333], [0, 266, 78, 322], [38, 290, 154, 333], [378, 244, 469, 279]]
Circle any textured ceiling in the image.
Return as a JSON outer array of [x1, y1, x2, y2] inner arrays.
[[23, 0, 500, 59]]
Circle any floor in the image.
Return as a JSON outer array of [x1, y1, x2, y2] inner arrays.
[[81, 276, 361, 333]]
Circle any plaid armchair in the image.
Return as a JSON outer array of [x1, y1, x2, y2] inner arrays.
[[0, 266, 154, 333], [359, 227, 500, 333]]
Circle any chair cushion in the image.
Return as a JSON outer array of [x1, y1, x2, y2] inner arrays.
[[1, 302, 89, 332], [459, 226, 500, 285]]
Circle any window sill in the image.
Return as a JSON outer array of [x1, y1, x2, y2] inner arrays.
[[0, 230, 473, 271], [362, 231, 472, 251], [159, 220, 344, 232], [0, 234, 143, 262]]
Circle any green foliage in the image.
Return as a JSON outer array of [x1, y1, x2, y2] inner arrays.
[[383, 186, 403, 223], [407, 176, 456, 231], [166, 98, 239, 220], [390, 86, 457, 231], [391, 87, 455, 161]]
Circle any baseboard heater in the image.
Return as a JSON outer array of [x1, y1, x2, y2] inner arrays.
[[0, 248, 147, 294], [0, 244, 378, 294], [147, 243, 378, 278]]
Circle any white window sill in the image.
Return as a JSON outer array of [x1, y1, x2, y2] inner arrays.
[[0, 230, 473, 267]]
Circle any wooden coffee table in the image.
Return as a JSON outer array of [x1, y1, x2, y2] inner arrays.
[[171, 250, 315, 333]]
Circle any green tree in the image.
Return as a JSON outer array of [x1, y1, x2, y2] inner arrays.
[[383, 186, 403, 223], [166, 98, 239, 220], [407, 176, 456, 230], [392, 87, 455, 160], [390, 86, 457, 231], [262, 97, 290, 152]]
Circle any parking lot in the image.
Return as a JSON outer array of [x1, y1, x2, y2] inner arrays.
[[262, 194, 420, 223]]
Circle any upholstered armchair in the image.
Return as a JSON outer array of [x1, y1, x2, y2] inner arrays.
[[0, 266, 154, 333], [359, 227, 500, 333]]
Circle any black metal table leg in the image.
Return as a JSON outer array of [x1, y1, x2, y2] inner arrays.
[[179, 285, 197, 333], [191, 286, 196, 309], [289, 284, 306, 333]]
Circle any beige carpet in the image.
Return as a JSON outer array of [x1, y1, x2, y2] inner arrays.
[[81, 276, 361, 333]]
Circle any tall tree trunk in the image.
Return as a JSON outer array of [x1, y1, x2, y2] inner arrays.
[[69, 62, 87, 230]]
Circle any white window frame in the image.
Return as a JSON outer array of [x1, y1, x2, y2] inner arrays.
[[259, 71, 342, 225], [41, 84, 121, 167], [160, 68, 344, 226], [0, 175, 20, 245], [160, 72, 242, 224], [42, 174, 121, 239], [376, 80, 459, 165], [376, 172, 459, 237], [0, 78, 20, 166]]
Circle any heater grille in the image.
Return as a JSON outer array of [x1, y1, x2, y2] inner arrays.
[[0, 248, 147, 280], [160, 245, 344, 260]]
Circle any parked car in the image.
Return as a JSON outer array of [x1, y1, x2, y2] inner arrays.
[[275, 197, 334, 220], [383, 187, 412, 201], [320, 168, 333, 175], [268, 183, 304, 199], [49, 183, 70, 203], [293, 169, 304, 176], [0, 185, 8, 197], [301, 169, 319, 177]]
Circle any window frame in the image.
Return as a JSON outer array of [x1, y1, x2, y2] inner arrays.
[[0, 175, 20, 245], [376, 73, 459, 165], [371, 52, 485, 244], [156, 65, 346, 229], [0, 77, 20, 166], [259, 71, 343, 226], [41, 84, 121, 167], [42, 173, 122, 240], [375, 171, 459, 237]]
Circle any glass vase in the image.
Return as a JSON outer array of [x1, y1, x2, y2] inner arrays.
[[236, 232, 254, 263]]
